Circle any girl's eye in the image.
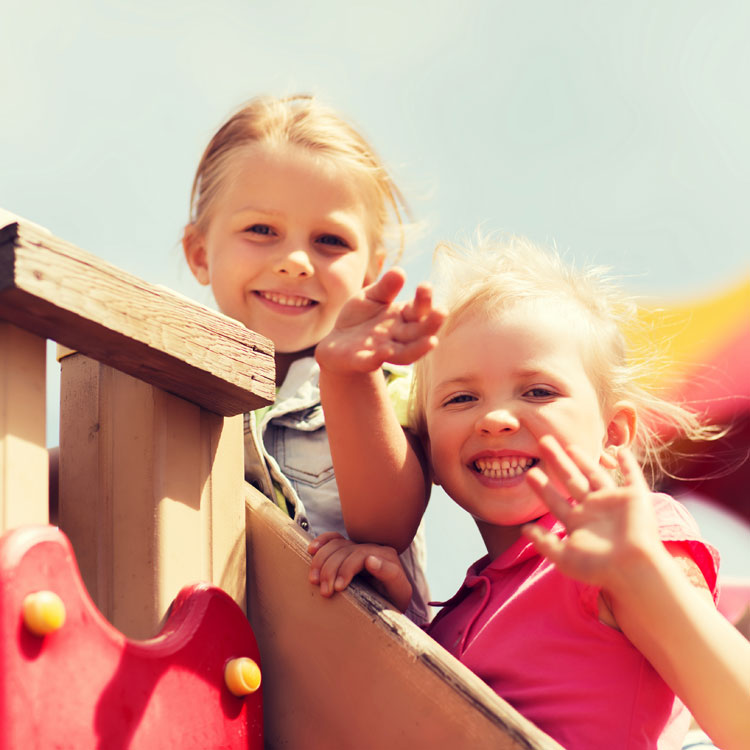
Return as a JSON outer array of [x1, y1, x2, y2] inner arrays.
[[245, 224, 275, 236], [525, 387, 557, 399], [443, 394, 476, 406], [316, 234, 349, 249]]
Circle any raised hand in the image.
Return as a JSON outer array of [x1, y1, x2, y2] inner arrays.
[[307, 532, 413, 612], [522, 435, 664, 591], [315, 267, 445, 375], [524, 437, 750, 749]]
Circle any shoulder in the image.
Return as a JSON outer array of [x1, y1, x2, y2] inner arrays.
[[653, 493, 721, 599]]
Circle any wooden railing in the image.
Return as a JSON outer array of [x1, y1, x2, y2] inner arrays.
[[0, 216, 275, 639], [0, 214, 562, 749]]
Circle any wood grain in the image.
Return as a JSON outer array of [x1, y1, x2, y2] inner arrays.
[[0, 221, 274, 416], [0, 323, 48, 532], [245, 486, 563, 750]]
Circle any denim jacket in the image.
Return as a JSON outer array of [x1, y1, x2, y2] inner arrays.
[[244, 356, 431, 625]]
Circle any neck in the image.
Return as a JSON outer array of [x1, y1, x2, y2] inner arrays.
[[274, 347, 316, 386], [475, 520, 526, 560]]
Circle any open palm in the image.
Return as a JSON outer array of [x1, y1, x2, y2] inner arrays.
[[315, 267, 445, 374], [524, 436, 664, 589]]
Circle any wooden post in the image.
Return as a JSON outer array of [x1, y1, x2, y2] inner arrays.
[[59, 354, 246, 639], [2, 219, 273, 639], [0, 322, 48, 532]]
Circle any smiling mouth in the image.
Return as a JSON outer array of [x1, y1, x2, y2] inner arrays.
[[256, 291, 317, 308], [472, 456, 539, 479]]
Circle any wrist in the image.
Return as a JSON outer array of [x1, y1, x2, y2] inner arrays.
[[314, 338, 383, 376], [318, 367, 384, 399], [603, 539, 676, 606]]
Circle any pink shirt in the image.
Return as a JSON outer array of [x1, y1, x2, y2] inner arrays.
[[427, 494, 720, 750]]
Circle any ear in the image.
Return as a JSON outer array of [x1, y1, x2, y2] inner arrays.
[[182, 223, 211, 286], [601, 401, 637, 467], [364, 249, 386, 286]]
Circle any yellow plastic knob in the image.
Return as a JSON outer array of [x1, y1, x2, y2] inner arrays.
[[224, 657, 262, 696], [22, 591, 66, 636]]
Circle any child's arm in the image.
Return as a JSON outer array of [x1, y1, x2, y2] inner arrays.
[[523, 437, 750, 750], [316, 267, 445, 552], [307, 532, 413, 612]]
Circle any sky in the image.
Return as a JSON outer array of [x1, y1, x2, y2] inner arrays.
[[2, 0, 749, 602]]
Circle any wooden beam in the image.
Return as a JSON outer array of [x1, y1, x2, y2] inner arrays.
[[0, 322, 48, 532], [245, 486, 563, 750], [59, 355, 247, 639], [0, 221, 274, 416]]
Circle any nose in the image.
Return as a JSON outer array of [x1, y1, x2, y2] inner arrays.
[[475, 407, 520, 436], [273, 247, 314, 279]]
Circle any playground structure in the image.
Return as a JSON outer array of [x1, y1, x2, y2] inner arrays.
[[0, 216, 563, 749]]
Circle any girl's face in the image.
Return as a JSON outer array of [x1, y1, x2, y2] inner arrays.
[[424, 301, 632, 558], [184, 141, 381, 368]]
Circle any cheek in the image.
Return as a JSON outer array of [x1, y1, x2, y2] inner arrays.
[[325, 257, 372, 305], [207, 242, 244, 275], [529, 404, 605, 444]]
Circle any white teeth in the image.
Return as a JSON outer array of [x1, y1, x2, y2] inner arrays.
[[473, 457, 536, 479], [259, 291, 314, 308]]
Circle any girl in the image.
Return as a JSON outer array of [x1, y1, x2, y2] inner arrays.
[[310, 236, 750, 749], [181, 94, 443, 624]]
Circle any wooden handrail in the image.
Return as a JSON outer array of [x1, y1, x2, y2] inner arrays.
[[1, 215, 275, 637], [245, 485, 563, 749], [0, 220, 275, 416]]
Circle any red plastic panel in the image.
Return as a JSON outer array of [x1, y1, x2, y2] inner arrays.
[[0, 525, 262, 749]]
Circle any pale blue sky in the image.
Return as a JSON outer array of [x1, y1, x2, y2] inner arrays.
[[2, 0, 748, 600]]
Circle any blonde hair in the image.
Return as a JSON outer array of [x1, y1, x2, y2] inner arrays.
[[410, 235, 717, 486], [188, 94, 407, 260]]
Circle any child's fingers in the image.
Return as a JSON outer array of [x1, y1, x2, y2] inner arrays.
[[401, 283, 436, 323], [413, 283, 434, 318], [308, 534, 350, 587], [522, 522, 566, 564], [535, 435, 591, 500], [307, 531, 345, 556], [316, 543, 371, 597], [382, 336, 440, 366], [364, 267, 406, 306], [310, 540, 411, 609], [566, 444, 614, 491], [328, 546, 376, 590], [364, 554, 412, 612], [617, 446, 650, 491], [396, 309, 446, 340], [526, 466, 574, 524], [369, 310, 442, 365]]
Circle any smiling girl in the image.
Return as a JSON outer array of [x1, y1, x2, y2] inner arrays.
[[182, 95, 443, 623], [309, 236, 749, 749]]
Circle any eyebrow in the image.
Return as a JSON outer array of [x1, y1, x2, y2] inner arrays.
[[232, 206, 284, 218], [435, 366, 550, 385], [432, 375, 475, 391]]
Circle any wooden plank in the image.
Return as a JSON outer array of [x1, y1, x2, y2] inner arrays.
[[0, 322, 48, 532], [0, 220, 274, 416], [245, 487, 563, 750], [59, 355, 247, 639]]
